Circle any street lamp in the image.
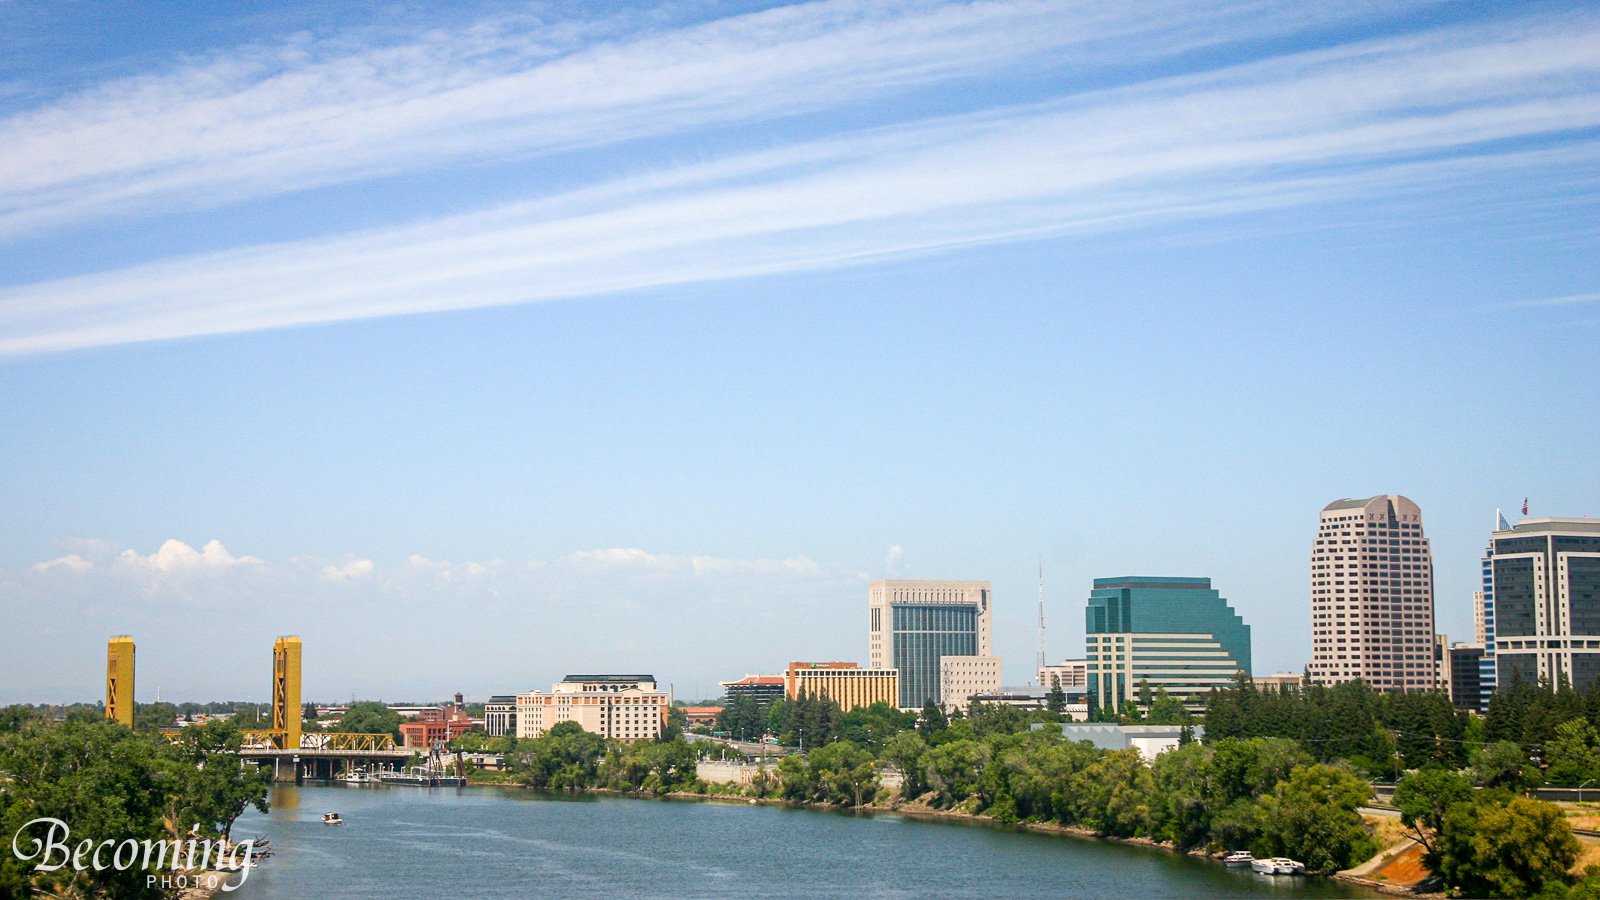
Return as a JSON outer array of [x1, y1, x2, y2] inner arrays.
[[1581, 779, 1594, 804]]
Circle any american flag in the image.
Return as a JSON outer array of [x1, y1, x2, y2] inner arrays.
[[1523, 498, 1530, 516]]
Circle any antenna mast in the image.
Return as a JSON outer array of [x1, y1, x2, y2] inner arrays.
[[1036, 557, 1046, 675]]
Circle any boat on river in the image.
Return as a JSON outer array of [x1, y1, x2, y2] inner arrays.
[[1222, 850, 1254, 867], [340, 768, 377, 784], [1250, 857, 1304, 875], [377, 766, 465, 787], [322, 812, 344, 826]]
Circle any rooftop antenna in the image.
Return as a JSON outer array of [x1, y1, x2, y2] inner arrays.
[[1036, 556, 1046, 676]]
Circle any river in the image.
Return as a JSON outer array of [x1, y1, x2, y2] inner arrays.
[[225, 784, 1378, 897]]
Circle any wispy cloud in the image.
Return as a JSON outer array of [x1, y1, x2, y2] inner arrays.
[[1502, 291, 1600, 308], [0, 4, 1595, 356], [0, 0, 1407, 241]]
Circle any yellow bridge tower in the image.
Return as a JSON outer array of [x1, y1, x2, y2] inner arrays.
[[105, 636, 136, 726], [271, 636, 302, 750]]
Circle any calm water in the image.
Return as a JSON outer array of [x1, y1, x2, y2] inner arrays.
[[227, 784, 1378, 898]]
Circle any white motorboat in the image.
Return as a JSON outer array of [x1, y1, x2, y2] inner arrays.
[[1223, 850, 1254, 867], [340, 768, 376, 784], [321, 812, 344, 826], [1250, 857, 1304, 875]]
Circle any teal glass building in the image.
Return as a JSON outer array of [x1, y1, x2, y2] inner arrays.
[[1085, 576, 1251, 714]]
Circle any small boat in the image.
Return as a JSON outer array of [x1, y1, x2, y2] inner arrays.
[[322, 812, 344, 826], [340, 768, 376, 784], [1223, 850, 1254, 867], [1250, 857, 1304, 875]]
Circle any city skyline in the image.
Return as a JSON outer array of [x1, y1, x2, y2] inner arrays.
[[2, 0, 1597, 702]]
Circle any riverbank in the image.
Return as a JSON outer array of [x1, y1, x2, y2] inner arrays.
[[464, 773, 1401, 891]]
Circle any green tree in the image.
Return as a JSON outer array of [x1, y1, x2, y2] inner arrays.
[[806, 740, 879, 806], [917, 700, 948, 739], [1392, 765, 1473, 857], [922, 739, 989, 807], [880, 731, 929, 798], [1045, 682, 1067, 716], [1434, 794, 1580, 898], [1545, 718, 1600, 786], [337, 701, 404, 740], [1257, 765, 1375, 874], [1071, 748, 1154, 838], [1472, 740, 1542, 792], [134, 701, 179, 731]]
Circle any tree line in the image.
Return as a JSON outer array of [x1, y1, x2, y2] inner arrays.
[[0, 706, 271, 898]]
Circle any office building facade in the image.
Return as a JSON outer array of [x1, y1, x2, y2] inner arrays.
[[939, 655, 1002, 710], [1039, 659, 1088, 691], [785, 661, 899, 711], [869, 579, 991, 708], [719, 674, 787, 711], [1308, 495, 1437, 691], [516, 675, 669, 742], [1489, 518, 1600, 691], [1085, 576, 1251, 714], [483, 695, 518, 737]]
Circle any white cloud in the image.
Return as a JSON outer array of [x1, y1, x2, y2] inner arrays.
[[321, 557, 375, 581], [1503, 291, 1600, 308], [114, 538, 262, 573], [568, 547, 821, 576], [32, 554, 92, 574], [0, 9, 1594, 356], [885, 545, 905, 575], [0, 0, 1417, 240]]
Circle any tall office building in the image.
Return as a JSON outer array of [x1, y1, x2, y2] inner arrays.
[[1475, 514, 1507, 711], [1085, 577, 1251, 714], [870, 579, 991, 709], [1308, 495, 1436, 691], [1489, 517, 1600, 690]]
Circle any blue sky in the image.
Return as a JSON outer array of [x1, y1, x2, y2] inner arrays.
[[1, 0, 1596, 703]]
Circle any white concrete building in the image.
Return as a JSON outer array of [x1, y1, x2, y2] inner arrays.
[[516, 675, 669, 742], [938, 655, 1002, 710]]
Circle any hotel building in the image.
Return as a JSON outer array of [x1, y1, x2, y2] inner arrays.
[[516, 675, 669, 742], [1488, 517, 1600, 690], [869, 579, 991, 709], [1085, 576, 1251, 715], [785, 662, 899, 711], [1308, 495, 1437, 691]]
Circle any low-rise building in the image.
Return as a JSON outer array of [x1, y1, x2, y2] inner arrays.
[[681, 706, 724, 726], [1253, 673, 1304, 693], [1039, 722, 1203, 760], [939, 655, 1002, 710], [785, 661, 899, 711], [398, 706, 476, 749], [484, 695, 518, 737], [516, 675, 670, 742], [1038, 659, 1088, 691], [720, 675, 787, 711]]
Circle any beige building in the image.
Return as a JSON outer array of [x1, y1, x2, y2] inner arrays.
[[939, 655, 1002, 710], [1309, 495, 1437, 691], [1253, 673, 1304, 692], [785, 661, 899, 711], [869, 579, 991, 708], [1038, 659, 1088, 690], [516, 675, 669, 742]]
